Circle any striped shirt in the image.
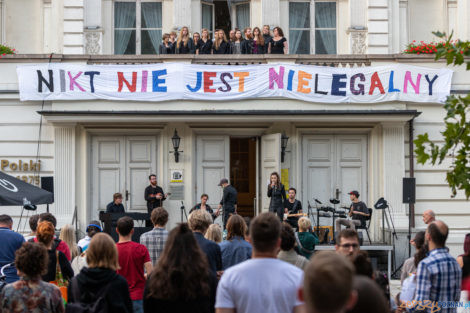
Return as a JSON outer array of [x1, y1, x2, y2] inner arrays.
[[414, 248, 462, 313], [139, 227, 168, 266]]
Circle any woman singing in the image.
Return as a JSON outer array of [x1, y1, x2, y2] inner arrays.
[[267, 172, 286, 221]]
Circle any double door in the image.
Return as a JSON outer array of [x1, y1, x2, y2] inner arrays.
[[91, 136, 157, 220], [302, 134, 368, 211]]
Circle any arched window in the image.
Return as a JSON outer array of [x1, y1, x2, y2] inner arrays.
[[114, 0, 162, 54]]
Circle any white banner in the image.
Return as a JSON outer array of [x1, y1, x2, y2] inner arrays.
[[17, 63, 453, 103]]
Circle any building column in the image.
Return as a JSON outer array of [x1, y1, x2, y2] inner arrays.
[[173, 0, 191, 30], [398, 0, 409, 52], [347, 0, 367, 54], [54, 126, 76, 226], [261, 0, 279, 28], [382, 123, 408, 229], [84, 0, 103, 54]]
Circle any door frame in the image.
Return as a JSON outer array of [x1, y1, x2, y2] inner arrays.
[[86, 128, 162, 224]]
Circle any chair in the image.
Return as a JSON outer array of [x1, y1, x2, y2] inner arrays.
[[356, 208, 373, 245]]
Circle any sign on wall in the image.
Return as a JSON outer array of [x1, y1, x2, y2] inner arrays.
[[17, 63, 453, 104]]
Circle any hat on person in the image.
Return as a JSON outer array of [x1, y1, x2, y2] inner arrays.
[[348, 191, 360, 198], [86, 220, 102, 232], [218, 178, 229, 186]]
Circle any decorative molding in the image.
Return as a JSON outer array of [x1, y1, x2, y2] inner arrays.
[[85, 30, 102, 55], [54, 126, 75, 219], [347, 28, 368, 54]]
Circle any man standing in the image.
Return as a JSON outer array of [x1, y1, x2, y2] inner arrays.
[[140, 207, 169, 266], [0, 215, 25, 283], [116, 216, 152, 313], [335, 191, 369, 236], [284, 187, 303, 229], [106, 192, 125, 213], [335, 229, 361, 260], [144, 174, 166, 214], [216, 212, 305, 313], [262, 25, 272, 53], [413, 221, 461, 313], [422, 209, 436, 225], [216, 178, 238, 230]]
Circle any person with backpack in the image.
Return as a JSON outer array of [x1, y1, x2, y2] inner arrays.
[[295, 217, 316, 259], [30, 213, 72, 261], [67, 232, 132, 313]]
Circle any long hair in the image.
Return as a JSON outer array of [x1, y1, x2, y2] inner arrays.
[[273, 26, 284, 37], [86, 233, 120, 271], [59, 224, 79, 259], [227, 215, 247, 240], [253, 27, 265, 46], [214, 30, 227, 51], [36, 221, 55, 247], [147, 223, 210, 301], [413, 231, 427, 267], [205, 224, 222, 243], [270, 171, 281, 188], [201, 28, 210, 40], [464, 233, 470, 256], [177, 26, 190, 49]]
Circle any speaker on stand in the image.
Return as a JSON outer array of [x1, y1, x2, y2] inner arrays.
[[41, 176, 54, 213], [403, 177, 416, 257]]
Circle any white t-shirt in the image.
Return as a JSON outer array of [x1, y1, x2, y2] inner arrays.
[[216, 258, 304, 313]]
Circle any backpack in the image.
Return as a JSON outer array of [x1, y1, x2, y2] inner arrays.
[[0, 263, 12, 294], [65, 277, 111, 313]]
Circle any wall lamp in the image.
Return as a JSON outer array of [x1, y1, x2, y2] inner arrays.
[[170, 129, 183, 163]]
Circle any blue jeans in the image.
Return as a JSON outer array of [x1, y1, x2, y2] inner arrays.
[[133, 300, 143, 313]]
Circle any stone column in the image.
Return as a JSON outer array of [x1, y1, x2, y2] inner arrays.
[[382, 123, 408, 229], [261, 0, 279, 28], [348, 0, 367, 54], [54, 126, 76, 226], [173, 0, 192, 29], [84, 0, 103, 54]]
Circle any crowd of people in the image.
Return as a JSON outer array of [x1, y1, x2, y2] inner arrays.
[[0, 208, 469, 313], [158, 25, 288, 55]]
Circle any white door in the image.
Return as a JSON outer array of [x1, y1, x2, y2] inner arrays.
[[260, 133, 281, 212], [196, 136, 230, 210], [302, 134, 367, 217], [91, 135, 157, 220]]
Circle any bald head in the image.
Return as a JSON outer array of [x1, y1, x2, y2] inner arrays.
[[426, 220, 449, 248], [423, 210, 436, 225]]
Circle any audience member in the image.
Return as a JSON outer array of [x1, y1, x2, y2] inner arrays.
[[116, 216, 152, 313], [335, 229, 360, 260], [31, 212, 71, 261], [374, 270, 396, 312], [205, 223, 222, 243], [252, 27, 265, 54], [175, 26, 195, 54], [71, 248, 88, 276], [196, 28, 212, 55], [140, 207, 169, 266], [300, 251, 356, 313], [262, 25, 272, 49], [351, 251, 373, 278], [400, 231, 426, 284], [77, 220, 102, 252], [0, 214, 25, 283], [67, 233, 132, 313], [414, 221, 461, 313], [190, 194, 216, 220], [59, 224, 79, 260], [422, 209, 436, 225], [219, 215, 252, 270], [0, 242, 64, 313], [347, 276, 389, 313], [24, 214, 39, 241], [215, 212, 305, 313], [159, 33, 173, 54], [36, 221, 74, 282], [106, 192, 125, 213], [268, 26, 288, 54], [278, 223, 308, 270], [296, 217, 316, 259], [230, 30, 244, 54], [241, 28, 253, 54], [188, 210, 222, 274], [457, 233, 470, 293], [144, 223, 217, 313]]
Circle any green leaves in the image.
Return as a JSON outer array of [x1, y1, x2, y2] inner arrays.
[[414, 32, 470, 199]]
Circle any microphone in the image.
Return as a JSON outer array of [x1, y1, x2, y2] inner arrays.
[[314, 198, 322, 205], [180, 201, 185, 209]]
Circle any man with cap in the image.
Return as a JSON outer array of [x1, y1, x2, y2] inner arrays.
[[335, 190, 369, 238], [216, 178, 238, 230], [77, 220, 102, 252]]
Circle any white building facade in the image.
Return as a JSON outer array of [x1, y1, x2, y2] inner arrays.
[[0, 0, 469, 259]]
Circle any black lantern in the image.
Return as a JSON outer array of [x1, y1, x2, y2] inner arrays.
[[281, 133, 289, 163], [171, 129, 182, 163]]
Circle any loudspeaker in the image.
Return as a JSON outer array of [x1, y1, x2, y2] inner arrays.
[[41, 176, 54, 201], [403, 177, 416, 204]]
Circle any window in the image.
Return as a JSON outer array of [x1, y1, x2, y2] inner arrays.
[[202, 2, 214, 36], [289, 0, 337, 54], [114, 0, 162, 55], [202, 1, 250, 37], [235, 2, 250, 31]]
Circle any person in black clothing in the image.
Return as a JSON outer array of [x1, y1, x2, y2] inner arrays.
[[192, 32, 201, 54], [159, 33, 173, 54], [216, 178, 238, 230], [241, 28, 253, 54], [68, 233, 133, 313], [212, 29, 230, 54], [196, 28, 212, 55], [189, 194, 216, 220], [106, 192, 125, 213], [268, 26, 288, 54], [262, 25, 272, 50], [284, 187, 303, 230], [144, 174, 167, 214], [335, 190, 370, 235], [457, 233, 470, 292], [175, 26, 195, 54], [267, 172, 286, 222], [252, 27, 266, 54], [36, 221, 73, 282], [230, 30, 244, 54], [144, 223, 217, 313]]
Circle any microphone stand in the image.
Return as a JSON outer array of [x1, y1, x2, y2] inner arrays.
[[180, 201, 188, 223]]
